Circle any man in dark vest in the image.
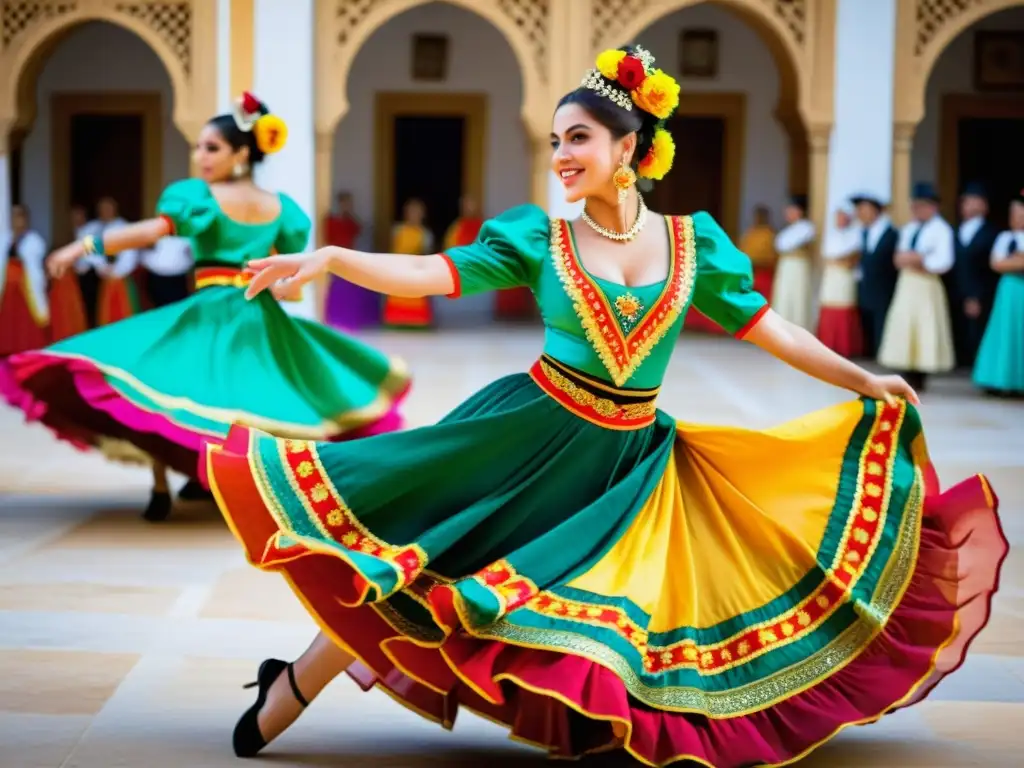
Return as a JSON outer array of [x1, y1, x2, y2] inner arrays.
[[953, 182, 999, 367], [851, 192, 899, 358]]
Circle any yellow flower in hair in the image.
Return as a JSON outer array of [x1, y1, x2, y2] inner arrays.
[[254, 113, 288, 155], [632, 69, 680, 120], [595, 49, 627, 80], [638, 128, 675, 181]]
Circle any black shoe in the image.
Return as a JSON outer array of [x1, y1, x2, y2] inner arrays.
[[142, 490, 172, 522], [177, 479, 214, 502], [233, 659, 309, 758]]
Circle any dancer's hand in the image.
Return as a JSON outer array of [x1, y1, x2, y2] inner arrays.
[[46, 243, 83, 279], [861, 374, 920, 406], [244, 252, 330, 301]]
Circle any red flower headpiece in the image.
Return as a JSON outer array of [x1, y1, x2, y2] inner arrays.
[[233, 91, 266, 132]]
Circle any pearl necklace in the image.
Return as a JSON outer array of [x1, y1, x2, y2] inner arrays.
[[581, 196, 648, 242]]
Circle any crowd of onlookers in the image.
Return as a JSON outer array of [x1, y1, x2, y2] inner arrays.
[[0, 198, 193, 357]]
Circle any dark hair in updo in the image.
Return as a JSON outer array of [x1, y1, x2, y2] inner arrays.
[[555, 46, 660, 175], [206, 96, 271, 165]]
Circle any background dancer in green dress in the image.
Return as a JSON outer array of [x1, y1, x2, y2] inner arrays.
[[1, 92, 409, 522], [206, 49, 1004, 767]]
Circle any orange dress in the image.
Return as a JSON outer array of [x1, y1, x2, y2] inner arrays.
[[382, 224, 433, 327], [0, 231, 50, 355], [48, 273, 88, 341]]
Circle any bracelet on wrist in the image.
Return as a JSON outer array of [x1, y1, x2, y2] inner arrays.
[[80, 234, 107, 257]]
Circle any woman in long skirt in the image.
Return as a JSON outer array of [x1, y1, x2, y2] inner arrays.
[[2, 93, 409, 521], [205, 49, 1004, 767], [973, 191, 1024, 395]]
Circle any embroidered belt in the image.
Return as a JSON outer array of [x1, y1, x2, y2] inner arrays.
[[529, 354, 659, 430], [194, 266, 251, 290]]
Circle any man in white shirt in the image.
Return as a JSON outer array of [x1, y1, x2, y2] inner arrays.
[[770, 194, 816, 329], [77, 198, 140, 326], [877, 182, 956, 391], [142, 236, 193, 308]]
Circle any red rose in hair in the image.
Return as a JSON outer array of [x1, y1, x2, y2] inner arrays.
[[616, 56, 646, 90], [241, 91, 261, 115]]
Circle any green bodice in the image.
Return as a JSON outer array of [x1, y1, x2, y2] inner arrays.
[[445, 205, 767, 390], [156, 178, 311, 266]]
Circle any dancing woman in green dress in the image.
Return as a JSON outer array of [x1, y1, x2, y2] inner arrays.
[[206, 50, 1005, 766], [1, 93, 409, 522]]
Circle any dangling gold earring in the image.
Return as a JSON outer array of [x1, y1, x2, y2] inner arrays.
[[612, 154, 636, 204]]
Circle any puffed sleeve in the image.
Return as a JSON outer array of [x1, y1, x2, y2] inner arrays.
[[156, 178, 218, 238], [689, 211, 769, 337], [441, 204, 549, 297], [274, 194, 312, 254]]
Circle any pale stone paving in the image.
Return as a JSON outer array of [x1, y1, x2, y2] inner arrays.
[[0, 328, 1021, 767]]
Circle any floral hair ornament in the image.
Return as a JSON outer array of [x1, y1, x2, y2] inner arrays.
[[583, 46, 680, 180], [232, 91, 288, 155]]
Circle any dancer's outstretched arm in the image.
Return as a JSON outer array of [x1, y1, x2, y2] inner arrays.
[[743, 309, 921, 405], [47, 217, 172, 279], [244, 247, 455, 302]]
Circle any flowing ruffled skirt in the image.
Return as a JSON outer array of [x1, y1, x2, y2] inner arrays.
[[1, 286, 409, 478], [205, 366, 1005, 767], [973, 274, 1024, 394]]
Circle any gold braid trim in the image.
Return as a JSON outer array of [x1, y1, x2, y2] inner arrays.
[[550, 216, 696, 387]]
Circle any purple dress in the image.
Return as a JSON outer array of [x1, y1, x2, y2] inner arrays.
[[323, 215, 380, 330]]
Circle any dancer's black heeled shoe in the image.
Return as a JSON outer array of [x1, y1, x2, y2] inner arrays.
[[233, 658, 309, 758], [142, 490, 172, 522], [177, 479, 214, 502]]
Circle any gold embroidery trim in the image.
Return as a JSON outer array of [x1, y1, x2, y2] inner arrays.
[[475, 476, 923, 717], [512, 400, 907, 677], [550, 215, 696, 387], [538, 359, 657, 421]]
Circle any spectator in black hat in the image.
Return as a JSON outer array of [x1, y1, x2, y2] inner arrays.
[[954, 182, 999, 367], [877, 182, 955, 391], [851, 192, 898, 358]]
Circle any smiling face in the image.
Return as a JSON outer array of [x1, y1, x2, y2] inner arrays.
[[193, 123, 248, 183], [1011, 200, 1024, 231], [550, 103, 634, 204]]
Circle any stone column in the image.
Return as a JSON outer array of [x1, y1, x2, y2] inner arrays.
[[540, 0, 593, 218], [253, 0, 316, 319], [0, 124, 11, 235], [825, 0, 897, 218], [216, 0, 233, 111], [890, 121, 915, 226], [312, 129, 334, 317], [807, 124, 831, 248]]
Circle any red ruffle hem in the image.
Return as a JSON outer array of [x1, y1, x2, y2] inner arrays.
[[207, 426, 1006, 767]]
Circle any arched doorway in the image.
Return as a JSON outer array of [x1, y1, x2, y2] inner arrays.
[[0, 1, 216, 235], [595, 0, 835, 238], [14, 22, 189, 244], [596, 0, 834, 335], [314, 0, 541, 325], [893, 0, 1024, 224]]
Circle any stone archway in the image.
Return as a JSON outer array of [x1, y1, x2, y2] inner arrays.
[[0, 0, 216, 234], [0, 1, 217, 143], [891, 0, 1022, 223], [591, 0, 837, 233], [313, 0, 549, 246]]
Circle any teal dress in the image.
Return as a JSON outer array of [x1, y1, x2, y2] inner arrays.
[[973, 232, 1024, 394], [0, 179, 409, 479], [205, 206, 1004, 767]]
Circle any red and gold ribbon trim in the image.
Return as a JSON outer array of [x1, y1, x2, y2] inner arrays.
[[529, 356, 658, 431], [195, 266, 251, 290]]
